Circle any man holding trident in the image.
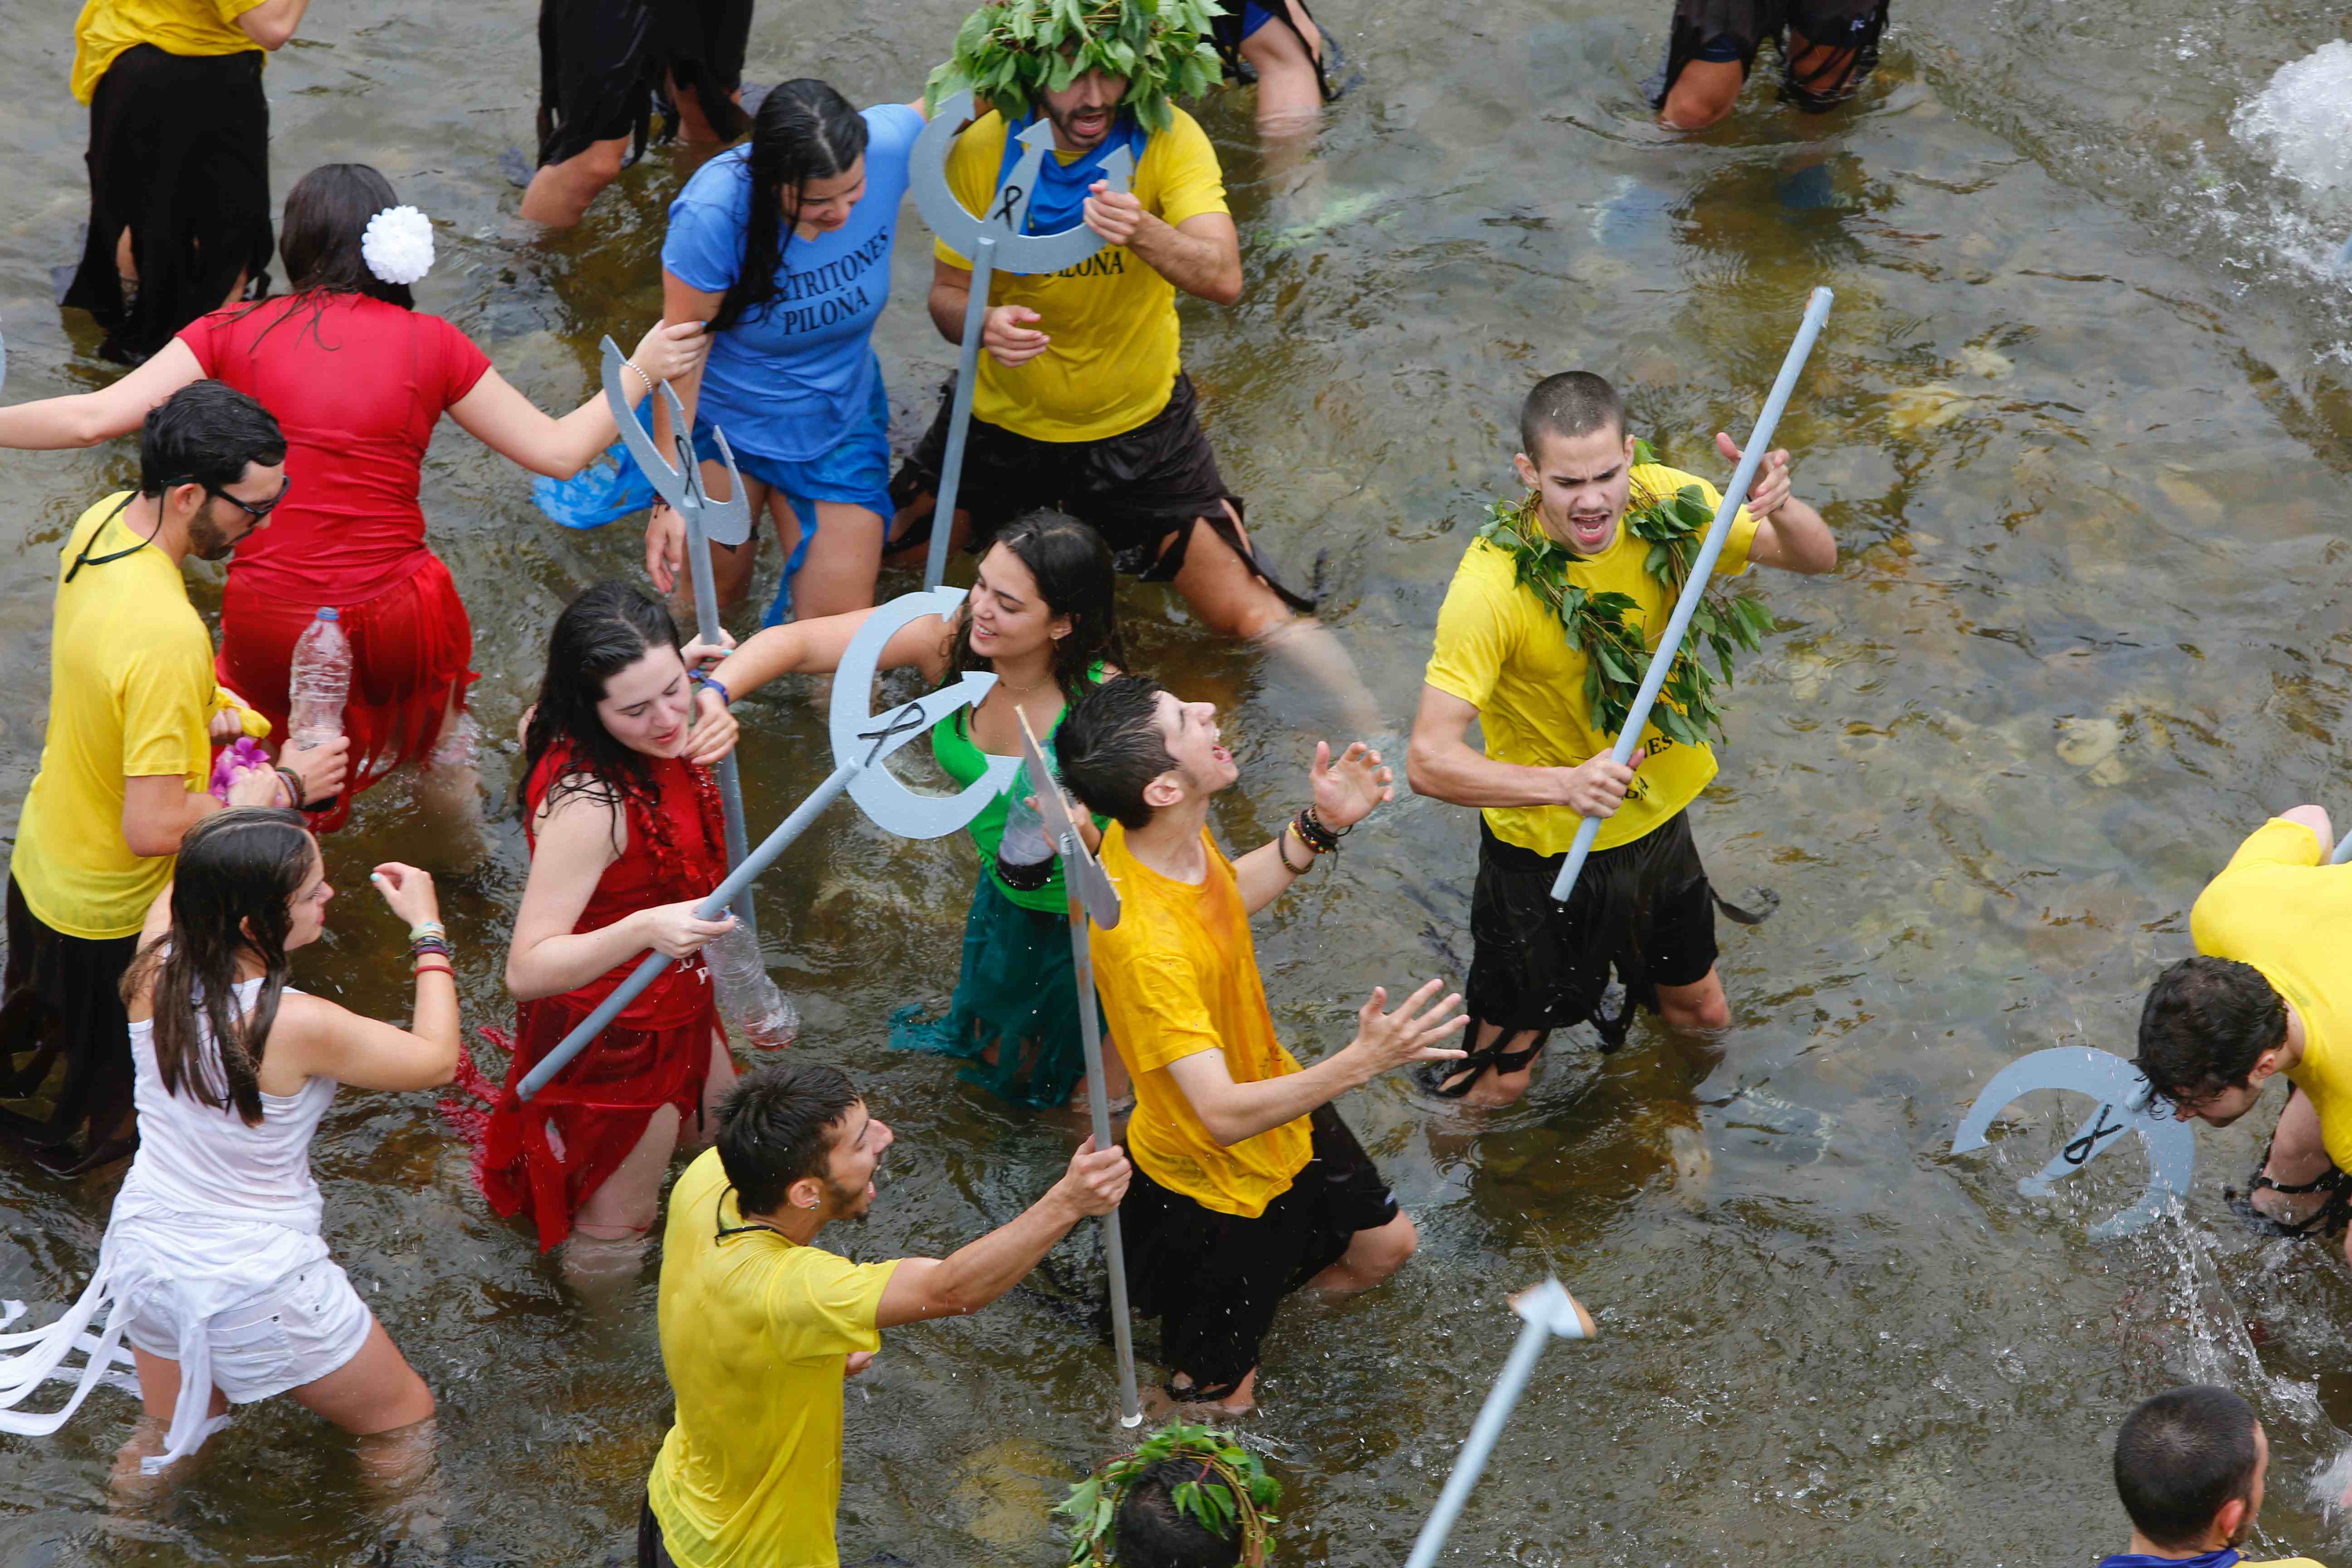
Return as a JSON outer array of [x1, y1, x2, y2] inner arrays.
[[1406, 372, 1835, 1105], [892, 0, 1378, 729]]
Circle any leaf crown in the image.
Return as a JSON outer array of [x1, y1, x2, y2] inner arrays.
[[1055, 1421, 1281, 1566], [1477, 438, 1776, 747], [925, 0, 1228, 133]]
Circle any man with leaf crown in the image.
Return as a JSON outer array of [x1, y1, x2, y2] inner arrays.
[[893, 0, 1379, 730], [1406, 371, 1836, 1106]]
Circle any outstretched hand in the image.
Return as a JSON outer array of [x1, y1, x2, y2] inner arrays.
[[1349, 979, 1470, 1076], [1310, 740, 1393, 832]]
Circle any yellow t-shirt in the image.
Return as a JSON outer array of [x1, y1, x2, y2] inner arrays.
[[71, 0, 265, 105], [1091, 823, 1312, 1219], [10, 494, 216, 942], [647, 1148, 901, 1568], [935, 109, 1230, 443], [2190, 817, 2352, 1170], [1422, 464, 1758, 857]]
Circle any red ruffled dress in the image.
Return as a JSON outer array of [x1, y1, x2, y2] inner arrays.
[[177, 294, 493, 830], [449, 743, 732, 1252]]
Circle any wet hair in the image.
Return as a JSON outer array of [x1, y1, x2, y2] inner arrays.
[[138, 380, 286, 498], [234, 164, 417, 352], [1056, 675, 1176, 831], [2114, 1386, 2260, 1550], [523, 580, 688, 819], [2134, 956, 2288, 1107], [1113, 1459, 1243, 1568], [945, 511, 1129, 702], [716, 1060, 863, 1215], [1519, 371, 1625, 460], [709, 81, 869, 336], [123, 809, 316, 1127]]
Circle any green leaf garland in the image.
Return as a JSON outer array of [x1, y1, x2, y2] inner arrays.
[[926, 0, 1228, 132], [1475, 439, 1774, 747], [1056, 1421, 1280, 1566]]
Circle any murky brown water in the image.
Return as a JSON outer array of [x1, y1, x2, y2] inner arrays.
[[10, 1, 2352, 1563]]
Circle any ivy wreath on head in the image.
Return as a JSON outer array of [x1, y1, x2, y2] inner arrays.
[[1055, 1422, 1281, 1566], [1480, 439, 1779, 748], [925, 0, 1228, 132]]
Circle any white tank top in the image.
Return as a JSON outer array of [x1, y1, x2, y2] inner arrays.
[[119, 974, 338, 1234]]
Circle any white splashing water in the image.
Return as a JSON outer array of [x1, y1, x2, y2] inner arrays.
[[2232, 42, 2352, 202]]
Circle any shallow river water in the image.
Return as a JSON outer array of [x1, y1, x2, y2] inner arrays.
[[8, 1, 2352, 1563]]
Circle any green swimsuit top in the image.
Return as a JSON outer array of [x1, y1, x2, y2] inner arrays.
[[929, 663, 1109, 913]]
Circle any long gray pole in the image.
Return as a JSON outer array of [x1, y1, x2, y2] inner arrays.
[[682, 507, 756, 942], [517, 759, 863, 1101], [923, 236, 997, 591], [1057, 830, 1142, 1428], [1550, 286, 1835, 903], [1401, 1312, 1555, 1568]]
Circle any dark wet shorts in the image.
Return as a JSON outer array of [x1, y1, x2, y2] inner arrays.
[[0, 875, 141, 1171], [1464, 812, 1718, 1049], [1656, 0, 1889, 112], [637, 1493, 677, 1568], [890, 372, 1313, 611], [536, 0, 749, 167], [1119, 1104, 1397, 1399]]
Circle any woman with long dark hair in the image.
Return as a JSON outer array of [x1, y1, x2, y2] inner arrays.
[[457, 582, 740, 1288], [706, 511, 1128, 1109], [542, 80, 925, 626], [0, 162, 709, 835], [0, 809, 457, 1491]]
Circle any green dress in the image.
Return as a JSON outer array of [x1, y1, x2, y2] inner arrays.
[[887, 672, 1107, 1108]]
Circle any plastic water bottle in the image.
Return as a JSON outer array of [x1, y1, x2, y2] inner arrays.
[[706, 919, 798, 1049], [994, 788, 1056, 892], [287, 608, 352, 751]]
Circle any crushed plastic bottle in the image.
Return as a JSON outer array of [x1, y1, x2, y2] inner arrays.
[[705, 917, 798, 1049]]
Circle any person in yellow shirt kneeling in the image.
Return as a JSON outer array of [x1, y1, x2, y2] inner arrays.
[[641, 1059, 1129, 1568], [2136, 805, 2352, 1259]]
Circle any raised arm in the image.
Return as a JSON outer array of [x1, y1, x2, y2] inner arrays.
[[1406, 685, 1640, 815], [270, 863, 460, 1091], [1084, 194, 1241, 306], [875, 1137, 1129, 1326], [1230, 741, 1392, 914], [503, 785, 735, 1000], [447, 318, 709, 481], [1719, 435, 1835, 575], [642, 271, 726, 593], [1160, 980, 1468, 1147], [0, 341, 204, 451], [708, 610, 952, 703]]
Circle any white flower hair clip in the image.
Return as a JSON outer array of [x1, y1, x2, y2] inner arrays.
[[360, 205, 435, 287]]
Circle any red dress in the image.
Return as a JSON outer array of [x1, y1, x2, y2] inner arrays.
[[452, 743, 731, 1252], [177, 294, 494, 830]]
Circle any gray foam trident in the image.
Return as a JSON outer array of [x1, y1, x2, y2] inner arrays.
[[598, 335, 759, 938], [1549, 286, 1836, 904], [1013, 709, 1142, 1428], [1401, 1280, 1598, 1568], [907, 91, 1135, 592], [1950, 1046, 2196, 1241], [518, 587, 1019, 1101]]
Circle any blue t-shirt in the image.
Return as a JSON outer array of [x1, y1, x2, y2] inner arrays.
[[663, 102, 923, 462]]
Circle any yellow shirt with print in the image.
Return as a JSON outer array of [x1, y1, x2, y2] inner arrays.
[[935, 108, 1229, 443], [72, 0, 266, 105], [647, 1147, 901, 1568], [1423, 464, 1757, 857], [2190, 817, 2352, 1172], [1092, 823, 1311, 1219], [10, 493, 216, 942]]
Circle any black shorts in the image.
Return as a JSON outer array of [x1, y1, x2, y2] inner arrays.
[[0, 875, 142, 1171], [637, 1493, 677, 1568], [1118, 1103, 1397, 1398], [536, 0, 750, 167], [1655, 0, 1888, 113], [62, 44, 273, 366], [1464, 812, 1718, 1048], [889, 372, 1313, 611]]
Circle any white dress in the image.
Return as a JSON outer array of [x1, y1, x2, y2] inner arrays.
[[0, 975, 373, 1470]]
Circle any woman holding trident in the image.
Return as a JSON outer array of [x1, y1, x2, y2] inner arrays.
[[447, 582, 740, 1291], [705, 511, 1128, 1111]]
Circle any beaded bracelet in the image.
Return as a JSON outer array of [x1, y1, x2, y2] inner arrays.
[[1275, 823, 1313, 875], [1294, 807, 1345, 856], [408, 921, 446, 942], [410, 937, 453, 961], [627, 360, 655, 397]]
